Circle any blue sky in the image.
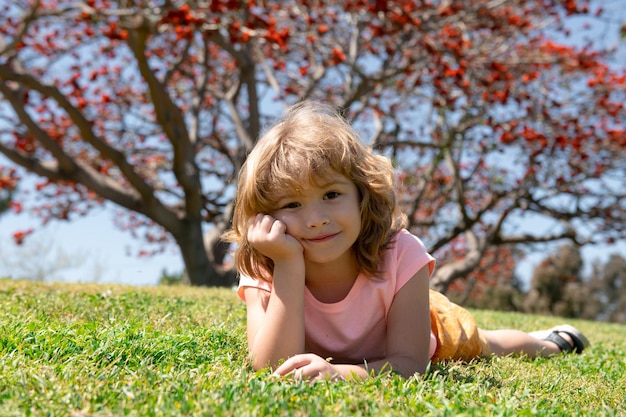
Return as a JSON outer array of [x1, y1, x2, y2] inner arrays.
[[0, 204, 183, 285]]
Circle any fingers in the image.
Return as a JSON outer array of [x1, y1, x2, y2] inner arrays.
[[247, 214, 303, 262], [269, 217, 287, 235], [273, 355, 311, 376], [248, 214, 285, 237], [273, 354, 335, 383]]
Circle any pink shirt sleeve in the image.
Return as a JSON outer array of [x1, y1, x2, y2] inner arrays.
[[391, 229, 436, 293], [237, 274, 271, 300]]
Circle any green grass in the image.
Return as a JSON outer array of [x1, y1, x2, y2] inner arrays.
[[1, 279, 624, 416]]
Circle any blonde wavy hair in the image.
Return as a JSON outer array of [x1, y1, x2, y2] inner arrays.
[[222, 101, 406, 281]]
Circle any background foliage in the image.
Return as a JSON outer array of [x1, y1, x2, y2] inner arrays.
[[449, 245, 626, 324]]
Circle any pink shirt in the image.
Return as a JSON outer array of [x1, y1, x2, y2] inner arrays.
[[237, 229, 437, 363]]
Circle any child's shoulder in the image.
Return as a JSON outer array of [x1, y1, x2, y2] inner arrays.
[[237, 272, 272, 300], [392, 229, 428, 249], [386, 229, 434, 268], [379, 229, 435, 290]]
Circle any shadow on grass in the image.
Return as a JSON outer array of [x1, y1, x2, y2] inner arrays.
[[425, 356, 502, 387]]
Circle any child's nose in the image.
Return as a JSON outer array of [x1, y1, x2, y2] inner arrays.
[[306, 209, 330, 228]]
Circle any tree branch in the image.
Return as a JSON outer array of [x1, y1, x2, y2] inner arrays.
[[0, 70, 182, 229], [0, 139, 144, 211], [123, 14, 203, 217], [0, 65, 158, 201], [0, 0, 41, 56], [431, 230, 485, 291], [203, 29, 257, 150]]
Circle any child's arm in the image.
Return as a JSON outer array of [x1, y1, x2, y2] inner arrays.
[[244, 261, 306, 370], [244, 214, 307, 370], [376, 264, 432, 376], [273, 265, 432, 380]]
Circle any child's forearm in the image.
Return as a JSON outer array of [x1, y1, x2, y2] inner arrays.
[[249, 295, 304, 369], [249, 260, 306, 370]]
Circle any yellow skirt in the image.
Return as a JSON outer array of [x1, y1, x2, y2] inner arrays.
[[429, 290, 490, 362]]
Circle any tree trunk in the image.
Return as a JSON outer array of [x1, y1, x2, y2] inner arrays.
[[174, 220, 236, 287], [430, 246, 482, 293]]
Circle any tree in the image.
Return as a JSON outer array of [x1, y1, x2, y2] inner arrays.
[[519, 245, 626, 323], [590, 254, 626, 323], [0, 166, 18, 217], [158, 267, 185, 286], [522, 244, 584, 316], [0, 189, 10, 216], [443, 245, 525, 310], [1, 1, 625, 287]]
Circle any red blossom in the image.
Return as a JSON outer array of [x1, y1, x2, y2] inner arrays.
[[329, 47, 346, 65], [9, 201, 22, 214], [12, 229, 34, 245]]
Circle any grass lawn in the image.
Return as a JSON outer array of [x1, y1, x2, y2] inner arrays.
[[1, 278, 624, 416]]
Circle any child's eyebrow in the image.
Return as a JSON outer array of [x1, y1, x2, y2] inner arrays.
[[316, 176, 351, 188], [274, 191, 301, 202], [274, 194, 292, 202]]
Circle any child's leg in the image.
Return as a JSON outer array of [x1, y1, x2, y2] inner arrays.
[[479, 326, 586, 358], [428, 290, 590, 361], [479, 329, 560, 357]]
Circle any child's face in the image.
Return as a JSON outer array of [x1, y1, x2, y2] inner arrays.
[[269, 173, 361, 266]]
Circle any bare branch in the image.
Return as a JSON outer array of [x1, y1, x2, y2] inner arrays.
[[0, 0, 41, 56], [431, 230, 484, 291], [123, 14, 204, 217], [0, 139, 143, 211], [0, 66, 160, 203], [495, 220, 582, 246]]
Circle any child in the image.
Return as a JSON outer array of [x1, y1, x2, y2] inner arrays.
[[222, 101, 589, 381]]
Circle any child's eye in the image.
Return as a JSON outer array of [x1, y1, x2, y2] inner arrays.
[[281, 202, 301, 209], [324, 191, 341, 200]]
